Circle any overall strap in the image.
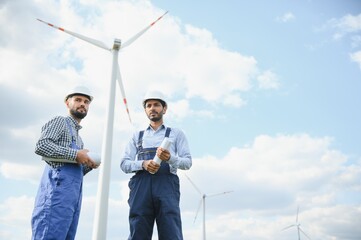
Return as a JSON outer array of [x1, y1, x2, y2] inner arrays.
[[165, 127, 171, 137], [136, 130, 145, 154], [137, 127, 171, 151], [138, 130, 145, 143], [65, 118, 78, 149]]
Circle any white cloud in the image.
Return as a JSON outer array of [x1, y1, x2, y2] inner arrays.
[[350, 51, 361, 69], [333, 13, 361, 33], [351, 35, 361, 48], [180, 134, 361, 239], [0, 195, 33, 240], [0, 163, 42, 182], [167, 99, 216, 120], [277, 12, 295, 23], [328, 13, 361, 40], [170, 25, 258, 108], [168, 99, 191, 119], [223, 93, 247, 108], [257, 70, 280, 89], [188, 134, 350, 195]]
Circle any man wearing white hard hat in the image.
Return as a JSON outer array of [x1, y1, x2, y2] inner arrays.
[[31, 86, 100, 240], [121, 90, 192, 240]]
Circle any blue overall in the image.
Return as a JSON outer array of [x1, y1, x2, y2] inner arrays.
[[128, 128, 183, 240], [31, 119, 83, 240]]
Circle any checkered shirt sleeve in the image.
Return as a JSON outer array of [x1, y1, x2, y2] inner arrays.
[[35, 116, 80, 169]]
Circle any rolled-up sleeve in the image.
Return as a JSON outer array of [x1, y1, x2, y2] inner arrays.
[[35, 116, 77, 162]]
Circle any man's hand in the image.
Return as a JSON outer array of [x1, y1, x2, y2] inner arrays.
[[143, 160, 160, 173], [156, 147, 171, 161], [76, 149, 99, 168]]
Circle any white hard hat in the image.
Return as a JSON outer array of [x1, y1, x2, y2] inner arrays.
[[65, 85, 93, 102], [142, 90, 167, 108]]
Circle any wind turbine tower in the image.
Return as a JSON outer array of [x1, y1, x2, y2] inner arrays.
[[184, 174, 233, 240], [282, 206, 311, 240]]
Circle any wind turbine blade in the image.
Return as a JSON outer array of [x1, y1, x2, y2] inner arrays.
[[37, 19, 111, 51], [121, 11, 168, 49], [193, 198, 203, 224], [115, 62, 132, 123], [183, 173, 202, 195], [207, 190, 233, 198], [299, 227, 312, 240], [281, 224, 295, 231]]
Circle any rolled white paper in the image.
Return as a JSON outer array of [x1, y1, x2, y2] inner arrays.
[[88, 152, 101, 165], [153, 137, 172, 165]]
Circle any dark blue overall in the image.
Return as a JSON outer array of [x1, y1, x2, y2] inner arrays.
[[128, 128, 183, 240], [31, 119, 83, 240]]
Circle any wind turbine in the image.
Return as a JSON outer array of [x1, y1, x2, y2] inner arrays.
[[37, 12, 168, 240], [184, 173, 233, 240], [282, 206, 311, 240]]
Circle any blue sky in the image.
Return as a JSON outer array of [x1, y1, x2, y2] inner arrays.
[[0, 0, 361, 239]]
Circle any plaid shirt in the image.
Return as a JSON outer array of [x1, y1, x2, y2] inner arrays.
[[35, 115, 92, 175]]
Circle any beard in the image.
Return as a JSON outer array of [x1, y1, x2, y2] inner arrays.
[[70, 108, 87, 119], [149, 115, 162, 122], [147, 111, 163, 122]]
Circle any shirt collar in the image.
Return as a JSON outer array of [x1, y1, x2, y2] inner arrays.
[[67, 116, 82, 130], [147, 124, 166, 132]]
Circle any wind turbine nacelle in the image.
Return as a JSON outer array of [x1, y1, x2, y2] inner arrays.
[[113, 39, 122, 50]]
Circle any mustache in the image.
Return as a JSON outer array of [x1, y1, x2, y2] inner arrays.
[[77, 107, 87, 111]]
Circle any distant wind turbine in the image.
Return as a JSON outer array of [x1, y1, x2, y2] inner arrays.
[[184, 173, 233, 240], [282, 206, 311, 240], [37, 12, 168, 240]]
